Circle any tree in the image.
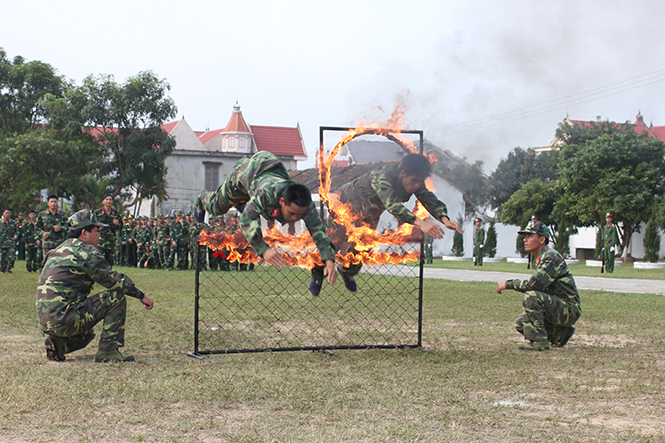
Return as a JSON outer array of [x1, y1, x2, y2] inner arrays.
[[71, 175, 114, 212], [80, 71, 177, 209], [643, 218, 661, 263], [434, 160, 489, 216], [558, 128, 665, 260], [0, 48, 65, 136], [484, 219, 497, 258], [451, 215, 464, 257], [488, 147, 559, 215]]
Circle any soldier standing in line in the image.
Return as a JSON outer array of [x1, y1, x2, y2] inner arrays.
[[158, 214, 173, 270], [36, 195, 68, 266], [24, 209, 41, 272], [151, 216, 163, 269], [474, 218, 485, 266], [187, 211, 208, 271], [128, 216, 138, 267], [16, 213, 26, 261], [423, 233, 434, 264], [601, 212, 620, 273], [309, 154, 462, 296], [37, 209, 154, 362], [135, 216, 153, 269], [0, 208, 18, 273], [206, 216, 219, 271], [170, 211, 189, 270], [496, 219, 581, 351], [95, 194, 122, 266], [195, 151, 337, 286]]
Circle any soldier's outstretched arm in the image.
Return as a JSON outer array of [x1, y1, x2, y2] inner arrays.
[[322, 259, 337, 285], [140, 294, 154, 310], [441, 216, 463, 234]]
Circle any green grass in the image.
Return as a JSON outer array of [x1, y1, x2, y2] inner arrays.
[[418, 257, 665, 279], [1, 263, 665, 442]]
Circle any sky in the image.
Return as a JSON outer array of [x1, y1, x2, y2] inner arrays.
[[3, 0, 665, 173]]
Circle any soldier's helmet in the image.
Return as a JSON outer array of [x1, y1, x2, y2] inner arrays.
[[69, 209, 108, 229], [518, 219, 550, 240]]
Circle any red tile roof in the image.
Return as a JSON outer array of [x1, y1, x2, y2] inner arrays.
[[252, 125, 306, 157], [198, 128, 224, 145], [223, 106, 251, 133], [161, 120, 180, 135]]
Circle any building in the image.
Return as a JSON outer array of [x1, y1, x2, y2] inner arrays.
[[146, 104, 307, 216]]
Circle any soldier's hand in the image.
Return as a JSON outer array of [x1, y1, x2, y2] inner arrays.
[[323, 260, 337, 285], [113, 219, 120, 225], [42, 232, 50, 239], [53, 225, 61, 232], [496, 281, 506, 294], [140, 294, 154, 310], [263, 248, 288, 269], [415, 219, 444, 239], [442, 217, 464, 234], [172, 241, 177, 247]]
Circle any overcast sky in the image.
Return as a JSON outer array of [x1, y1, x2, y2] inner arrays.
[[4, 0, 665, 172]]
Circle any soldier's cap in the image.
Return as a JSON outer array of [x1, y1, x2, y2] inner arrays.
[[157, 214, 164, 219], [69, 209, 108, 229], [165, 213, 173, 219], [606, 212, 614, 218], [518, 219, 550, 239], [531, 215, 539, 220], [475, 218, 482, 223], [175, 210, 183, 216], [28, 209, 36, 214], [186, 211, 193, 216]]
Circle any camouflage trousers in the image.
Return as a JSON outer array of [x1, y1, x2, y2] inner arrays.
[[26, 246, 40, 272], [172, 244, 189, 270], [0, 246, 15, 271], [191, 244, 207, 271], [514, 290, 581, 346], [41, 290, 128, 352]]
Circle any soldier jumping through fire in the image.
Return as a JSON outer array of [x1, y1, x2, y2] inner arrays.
[[195, 151, 338, 286], [309, 153, 463, 296]]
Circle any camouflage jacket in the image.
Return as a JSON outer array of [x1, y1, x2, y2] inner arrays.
[[228, 152, 336, 261], [171, 222, 188, 246], [94, 208, 122, 248], [0, 218, 17, 248], [36, 238, 145, 331], [134, 225, 152, 247], [155, 222, 171, 244], [189, 221, 207, 245], [337, 162, 449, 229], [23, 221, 39, 247], [36, 209, 68, 249], [504, 244, 581, 308]]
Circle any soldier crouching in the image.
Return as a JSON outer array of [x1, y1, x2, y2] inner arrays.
[[36, 209, 154, 362]]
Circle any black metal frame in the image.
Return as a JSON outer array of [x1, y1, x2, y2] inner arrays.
[[188, 127, 425, 357]]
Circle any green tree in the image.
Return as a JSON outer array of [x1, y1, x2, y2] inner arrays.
[[557, 127, 665, 260], [451, 215, 464, 257], [643, 218, 661, 263], [488, 147, 558, 215], [80, 71, 177, 209], [434, 160, 488, 216], [71, 175, 114, 212], [0, 48, 65, 135], [484, 219, 497, 258]]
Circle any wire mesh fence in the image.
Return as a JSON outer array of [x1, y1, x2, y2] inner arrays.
[[190, 243, 423, 355]]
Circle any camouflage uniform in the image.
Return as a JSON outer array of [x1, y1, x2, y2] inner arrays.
[[94, 208, 122, 266], [474, 221, 485, 266], [24, 216, 40, 272], [188, 218, 208, 271], [135, 217, 153, 268], [16, 216, 25, 261], [312, 161, 450, 281], [0, 216, 17, 272], [36, 208, 68, 264], [157, 216, 173, 269], [197, 151, 335, 262], [424, 234, 434, 264], [601, 214, 620, 273], [170, 213, 189, 270], [36, 209, 148, 360], [503, 220, 581, 350]]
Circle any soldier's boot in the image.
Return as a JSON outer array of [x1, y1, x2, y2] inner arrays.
[[517, 340, 550, 352], [550, 326, 575, 348], [64, 331, 96, 354], [44, 335, 66, 362], [94, 349, 135, 363], [336, 265, 357, 292], [309, 279, 323, 297]]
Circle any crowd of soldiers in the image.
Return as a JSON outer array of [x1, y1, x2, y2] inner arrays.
[[1, 203, 253, 273]]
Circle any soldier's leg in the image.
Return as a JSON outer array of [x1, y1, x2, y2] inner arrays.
[[520, 290, 551, 346], [195, 176, 246, 217], [0, 247, 7, 272], [7, 247, 15, 272], [605, 247, 615, 273]]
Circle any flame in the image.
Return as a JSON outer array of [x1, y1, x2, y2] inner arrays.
[[199, 99, 439, 270]]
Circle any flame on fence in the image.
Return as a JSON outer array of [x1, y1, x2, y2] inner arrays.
[[198, 101, 437, 269]]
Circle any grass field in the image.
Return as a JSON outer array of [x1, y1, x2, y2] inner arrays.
[[1, 263, 665, 442]]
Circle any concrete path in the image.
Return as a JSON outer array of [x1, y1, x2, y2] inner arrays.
[[366, 265, 665, 295]]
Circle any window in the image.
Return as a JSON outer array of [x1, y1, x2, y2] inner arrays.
[[204, 163, 220, 190]]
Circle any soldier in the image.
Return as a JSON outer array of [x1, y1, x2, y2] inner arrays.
[[36, 195, 68, 265], [16, 213, 25, 261], [170, 211, 189, 270], [151, 215, 164, 270], [527, 215, 538, 269], [135, 216, 153, 269], [601, 212, 620, 273], [158, 214, 173, 270], [474, 218, 485, 266], [496, 219, 581, 351], [195, 151, 337, 285], [424, 233, 434, 264], [36, 209, 154, 362], [310, 154, 462, 296], [95, 194, 122, 266], [24, 209, 41, 272], [0, 208, 18, 273], [187, 211, 208, 271]]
